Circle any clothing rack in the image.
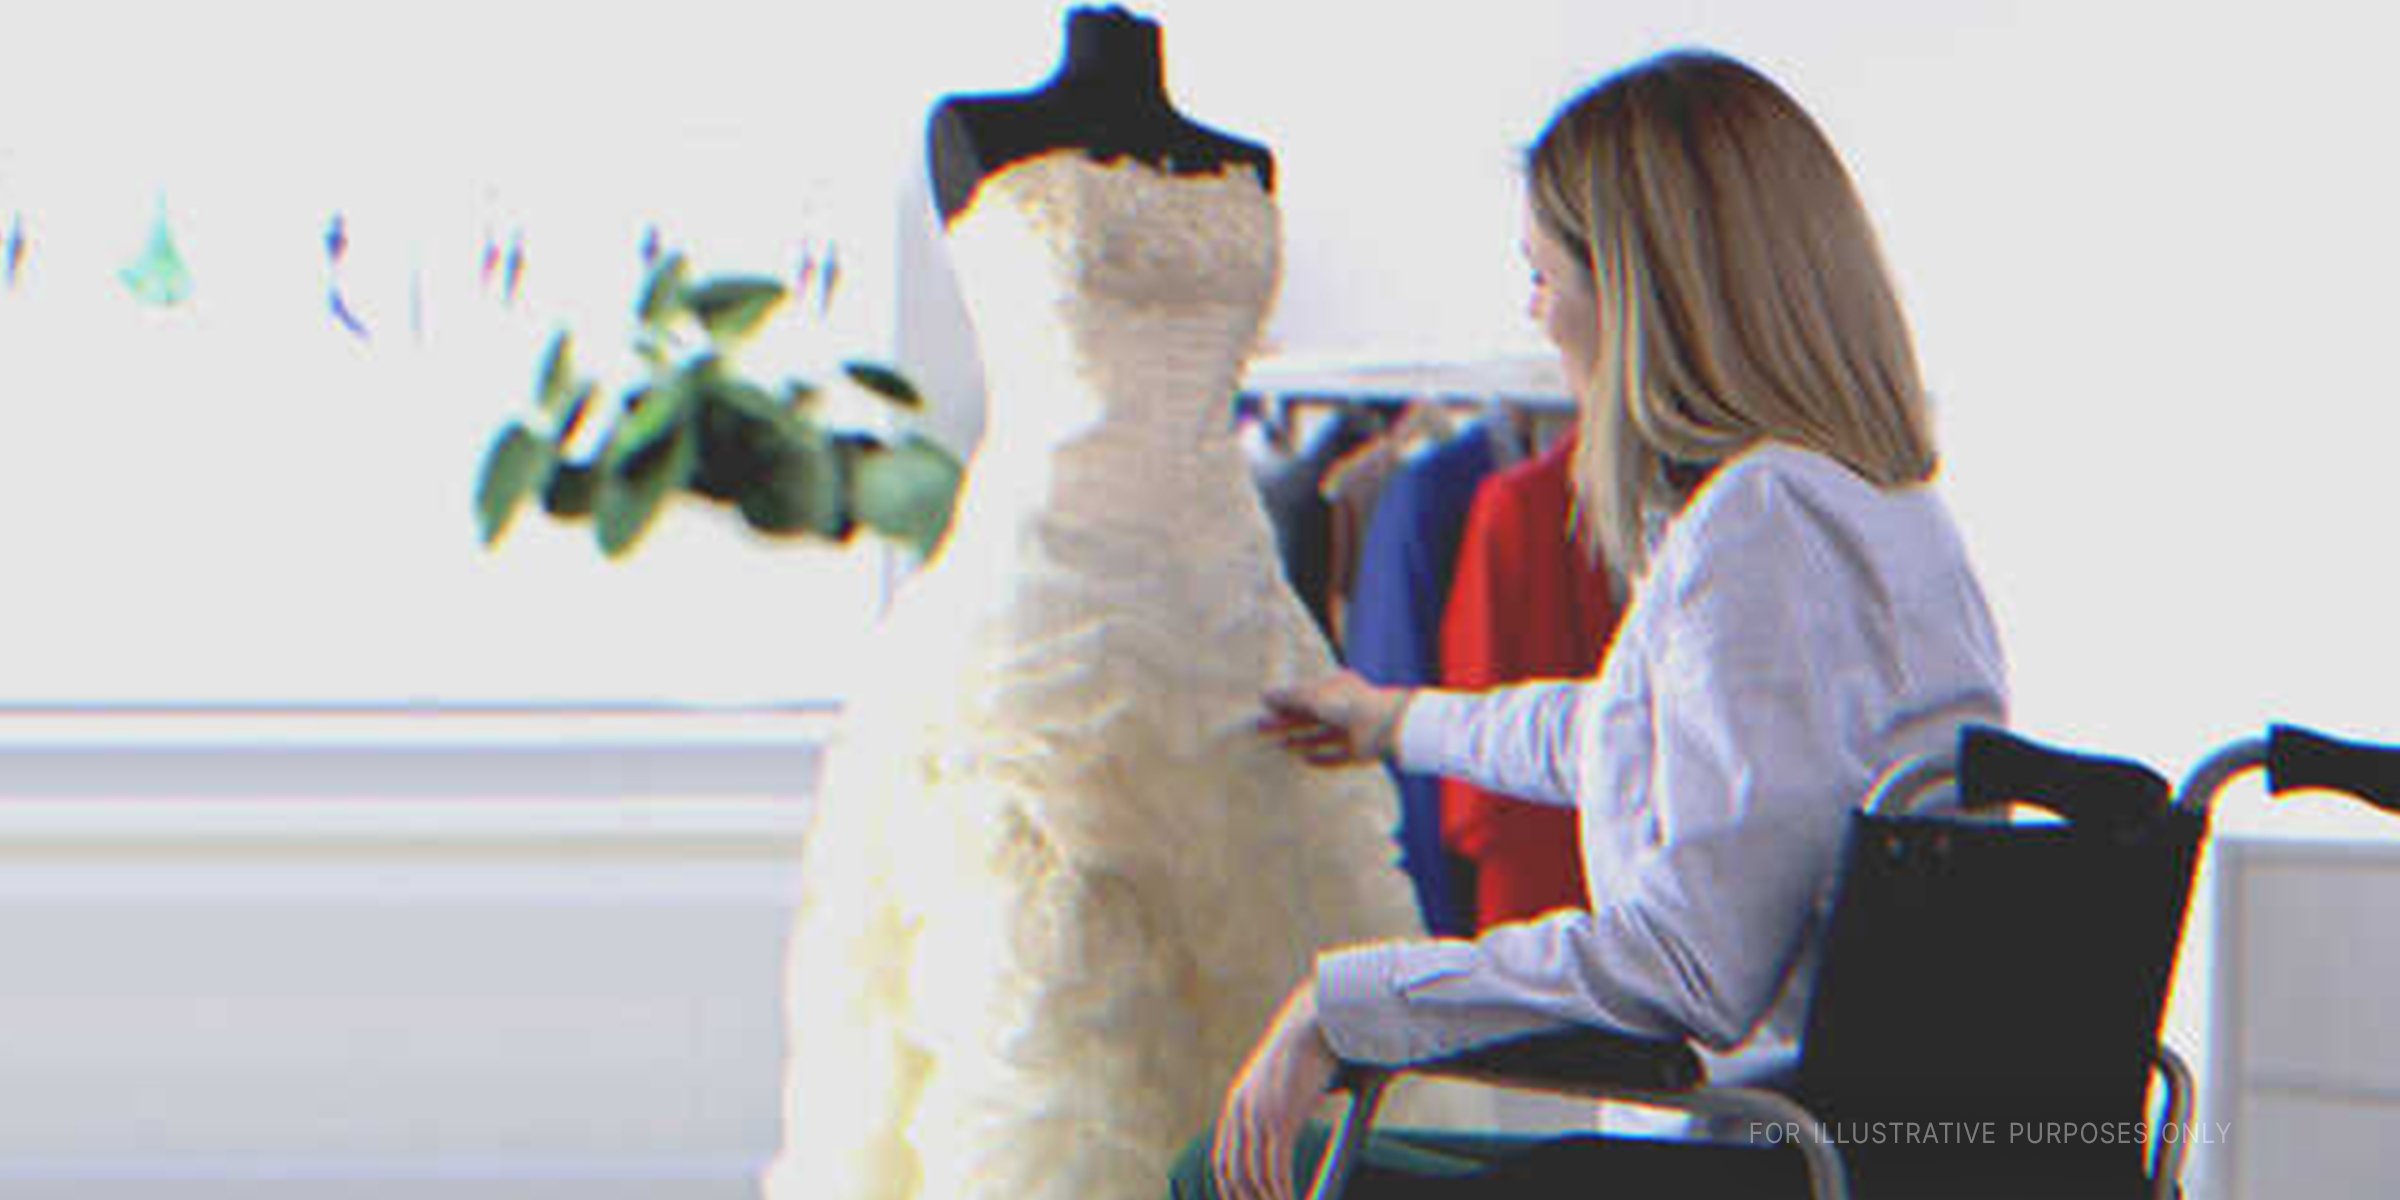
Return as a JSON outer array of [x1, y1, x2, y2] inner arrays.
[[1237, 350, 1575, 415], [1234, 351, 1577, 456]]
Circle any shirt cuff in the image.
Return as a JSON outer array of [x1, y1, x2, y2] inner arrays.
[[1393, 689, 1476, 778]]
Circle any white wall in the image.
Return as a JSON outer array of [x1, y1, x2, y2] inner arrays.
[[0, 1, 904, 706], [13, 0, 2399, 758]]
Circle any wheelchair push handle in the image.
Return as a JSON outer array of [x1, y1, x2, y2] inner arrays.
[[1954, 725, 2173, 827], [2265, 724, 2400, 814], [1869, 725, 2174, 823]]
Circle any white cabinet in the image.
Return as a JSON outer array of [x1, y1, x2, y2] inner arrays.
[[0, 714, 818, 1200], [2207, 837, 2400, 1200]]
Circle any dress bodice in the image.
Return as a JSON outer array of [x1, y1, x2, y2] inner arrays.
[[942, 150, 1279, 542]]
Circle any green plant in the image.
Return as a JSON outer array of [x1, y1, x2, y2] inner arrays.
[[474, 252, 962, 558]]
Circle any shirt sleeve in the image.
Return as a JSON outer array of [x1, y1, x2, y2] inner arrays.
[[1393, 684, 1581, 808], [1320, 471, 1872, 1062]]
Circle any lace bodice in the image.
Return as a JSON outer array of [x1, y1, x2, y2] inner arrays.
[[942, 150, 1279, 533]]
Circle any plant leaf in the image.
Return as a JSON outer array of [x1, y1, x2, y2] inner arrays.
[[604, 375, 695, 470], [595, 425, 697, 557], [542, 460, 597, 519], [741, 419, 849, 539], [637, 252, 690, 327], [841, 360, 923, 408], [557, 384, 599, 450], [474, 423, 556, 546], [692, 375, 783, 503], [851, 434, 962, 556], [535, 332, 575, 413], [715, 376, 782, 424], [687, 275, 787, 345]]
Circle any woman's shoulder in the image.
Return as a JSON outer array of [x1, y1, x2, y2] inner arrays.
[[1701, 440, 1873, 502], [1660, 440, 1961, 588], [1672, 442, 1865, 540]]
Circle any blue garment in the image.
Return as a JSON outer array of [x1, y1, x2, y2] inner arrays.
[[1343, 423, 1505, 937]]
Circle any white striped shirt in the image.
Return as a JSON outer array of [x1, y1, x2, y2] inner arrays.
[[1315, 442, 2009, 1064]]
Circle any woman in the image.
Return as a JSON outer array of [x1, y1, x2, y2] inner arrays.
[[1187, 48, 2009, 1200]]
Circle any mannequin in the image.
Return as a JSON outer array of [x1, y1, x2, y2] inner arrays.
[[765, 11, 1456, 1200], [927, 5, 1275, 223]]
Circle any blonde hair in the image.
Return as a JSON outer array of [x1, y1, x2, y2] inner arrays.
[[1529, 50, 1936, 581]]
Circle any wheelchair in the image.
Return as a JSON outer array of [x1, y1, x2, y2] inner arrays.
[[1300, 724, 2227, 1200]]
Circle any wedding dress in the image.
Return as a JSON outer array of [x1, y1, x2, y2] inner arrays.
[[764, 150, 1438, 1200]]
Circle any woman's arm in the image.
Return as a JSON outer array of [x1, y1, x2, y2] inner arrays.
[[1316, 655, 1856, 1062], [1259, 674, 1584, 806], [1310, 458, 1950, 1061], [1394, 684, 1583, 807]]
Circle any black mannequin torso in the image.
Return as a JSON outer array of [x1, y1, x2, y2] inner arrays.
[[928, 6, 1275, 224]]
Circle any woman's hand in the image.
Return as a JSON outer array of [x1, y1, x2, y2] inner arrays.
[[1212, 981, 1341, 1200], [1258, 672, 1411, 766]]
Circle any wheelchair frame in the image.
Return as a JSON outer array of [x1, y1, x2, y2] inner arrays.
[[1304, 732, 2234, 1200]]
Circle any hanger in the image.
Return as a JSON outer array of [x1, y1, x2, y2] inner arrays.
[[1391, 397, 1455, 460]]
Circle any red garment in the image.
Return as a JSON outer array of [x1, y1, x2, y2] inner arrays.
[[1438, 434, 1622, 929]]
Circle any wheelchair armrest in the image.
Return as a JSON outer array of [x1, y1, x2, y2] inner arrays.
[[1339, 1025, 1706, 1098], [1314, 1030, 1849, 1200], [1312, 1029, 1702, 1200]]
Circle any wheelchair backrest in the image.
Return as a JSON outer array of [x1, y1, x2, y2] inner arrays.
[[1791, 726, 2205, 1190]]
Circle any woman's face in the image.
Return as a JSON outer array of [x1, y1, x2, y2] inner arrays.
[[1524, 203, 1599, 400]]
